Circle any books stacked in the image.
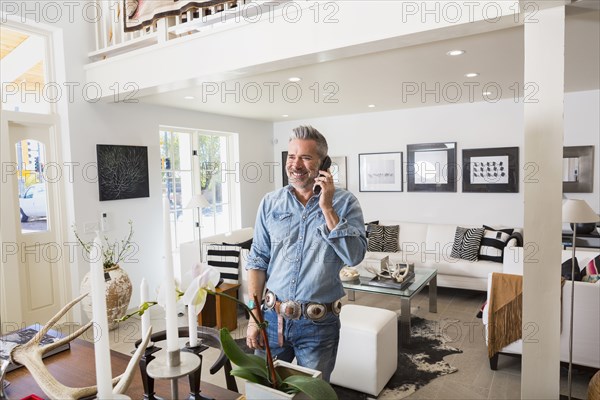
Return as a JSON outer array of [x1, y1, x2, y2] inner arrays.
[[0, 325, 70, 373]]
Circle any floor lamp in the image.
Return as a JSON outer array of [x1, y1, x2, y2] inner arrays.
[[185, 194, 210, 263], [561, 199, 599, 400]]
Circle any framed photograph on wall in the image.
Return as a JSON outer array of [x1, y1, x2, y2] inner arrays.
[[407, 142, 457, 192], [462, 147, 519, 193], [359, 152, 403, 192], [331, 156, 347, 189], [97, 144, 150, 201]]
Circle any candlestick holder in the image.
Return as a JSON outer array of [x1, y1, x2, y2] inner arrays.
[[183, 342, 211, 400], [135, 344, 163, 400], [147, 350, 200, 400]]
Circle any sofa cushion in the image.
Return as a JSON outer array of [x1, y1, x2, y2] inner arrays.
[[582, 254, 599, 276], [419, 252, 502, 278], [450, 227, 485, 261], [561, 257, 582, 281], [382, 225, 400, 252], [223, 237, 253, 250], [367, 224, 384, 252], [206, 244, 241, 284], [479, 226, 514, 263], [425, 224, 458, 257]]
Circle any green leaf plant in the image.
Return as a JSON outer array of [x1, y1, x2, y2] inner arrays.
[[119, 265, 337, 400]]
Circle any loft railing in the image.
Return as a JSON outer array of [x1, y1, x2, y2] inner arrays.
[[88, 0, 290, 61]]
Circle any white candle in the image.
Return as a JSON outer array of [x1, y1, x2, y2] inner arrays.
[[188, 304, 198, 347], [140, 278, 151, 341], [163, 195, 179, 353], [90, 234, 113, 398]]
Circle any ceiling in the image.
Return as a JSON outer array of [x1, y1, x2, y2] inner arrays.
[[140, 6, 599, 122]]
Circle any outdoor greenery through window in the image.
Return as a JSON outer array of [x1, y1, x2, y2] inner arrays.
[[160, 127, 238, 250]]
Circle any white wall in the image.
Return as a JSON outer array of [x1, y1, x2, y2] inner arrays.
[[2, 6, 274, 324], [274, 89, 600, 227]]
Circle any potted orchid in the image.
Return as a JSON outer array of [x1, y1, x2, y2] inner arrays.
[[121, 264, 338, 400]]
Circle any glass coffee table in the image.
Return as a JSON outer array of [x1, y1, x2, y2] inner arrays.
[[342, 267, 437, 344]]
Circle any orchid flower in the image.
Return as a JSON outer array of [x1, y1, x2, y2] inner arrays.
[[181, 263, 221, 315]]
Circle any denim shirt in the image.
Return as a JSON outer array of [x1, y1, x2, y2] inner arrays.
[[246, 186, 367, 303]]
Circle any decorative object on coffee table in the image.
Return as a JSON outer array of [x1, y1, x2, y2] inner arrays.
[[562, 199, 599, 400], [407, 142, 457, 192]]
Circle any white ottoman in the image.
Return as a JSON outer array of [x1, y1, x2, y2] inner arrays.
[[330, 305, 398, 396]]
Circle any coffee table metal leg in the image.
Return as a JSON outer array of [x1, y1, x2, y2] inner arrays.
[[347, 289, 355, 301], [429, 275, 437, 313], [400, 298, 411, 345]]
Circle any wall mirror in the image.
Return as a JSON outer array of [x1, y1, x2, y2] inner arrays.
[[563, 145, 594, 193]]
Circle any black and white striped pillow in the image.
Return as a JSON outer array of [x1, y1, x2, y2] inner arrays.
[[479, 226, 514, 263], [450, 227, 485, 261], [206, 244, 241, 283]]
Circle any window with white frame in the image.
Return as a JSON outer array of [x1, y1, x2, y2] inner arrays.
[[160, 127, 239, 249]]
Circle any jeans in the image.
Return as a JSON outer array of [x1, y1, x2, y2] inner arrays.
[[255, 307, 341, 381]]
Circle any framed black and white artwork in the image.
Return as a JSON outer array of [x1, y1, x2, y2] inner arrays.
[[97, 144, 150, 201], [330, 156, 347, 189], [359, 152, 403, 192], [462, 147, 519, 193], [407, 142, 457, 192]]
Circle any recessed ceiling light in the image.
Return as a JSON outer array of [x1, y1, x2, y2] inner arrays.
[[282, 114, 289, 117], [288, 77, 301, 82], [465, 72, 479, 78], [447, 50, 465, 56], [368, 104, 376, 108], [184, 95, 195, 100], [482, 91, 492, 96]]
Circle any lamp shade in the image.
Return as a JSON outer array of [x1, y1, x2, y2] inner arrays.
[[184, 194, 209, 209], [562, 199, 599, 223]]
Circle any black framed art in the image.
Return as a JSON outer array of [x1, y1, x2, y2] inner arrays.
[[282, 151, 288, 187], [97, 144, 150, 201], [407, 142, 457, 192], [359, 152, 403, 192], [462, 147, 519, 193]]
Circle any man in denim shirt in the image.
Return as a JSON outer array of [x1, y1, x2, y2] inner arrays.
[[245, 125, 367, 381]]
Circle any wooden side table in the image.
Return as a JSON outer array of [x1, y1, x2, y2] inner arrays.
[[197, 283, 240, 331]]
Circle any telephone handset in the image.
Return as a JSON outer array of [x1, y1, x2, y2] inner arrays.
[[313, 156, 332, 194]]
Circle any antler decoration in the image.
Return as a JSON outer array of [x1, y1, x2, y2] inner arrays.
[[365, 264, 411, 283], [9, 293, 152, 399]]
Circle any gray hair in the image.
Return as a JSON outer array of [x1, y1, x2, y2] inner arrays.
[[289, 125, 328, 160]]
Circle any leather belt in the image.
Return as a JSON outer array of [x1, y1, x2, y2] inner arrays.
[[264, 290, 342, 321], [264, 290, 342, 347]]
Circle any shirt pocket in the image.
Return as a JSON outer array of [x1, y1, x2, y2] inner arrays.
[[268, 211, 293, 242]]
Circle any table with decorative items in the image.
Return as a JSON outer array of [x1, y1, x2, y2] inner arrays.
[[341, 265, 438, 344], [3, 338, 242, 400]]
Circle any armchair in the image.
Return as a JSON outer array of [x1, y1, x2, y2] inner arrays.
[[483, 248, 600, 370]]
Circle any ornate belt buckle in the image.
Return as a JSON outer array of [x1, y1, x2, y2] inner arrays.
[[265, 291, 276, 310], [332, 300, 342, 316], [305, 303, 326, 321], [279, 300, 301, 320]]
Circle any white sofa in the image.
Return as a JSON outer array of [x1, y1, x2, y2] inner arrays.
[[179, 228, 254, 304], [358, 220, 523, 291], [482, 248, 600, 370]]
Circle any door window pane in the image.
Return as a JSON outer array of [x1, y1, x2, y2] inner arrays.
[[16, 139, 48, 232]]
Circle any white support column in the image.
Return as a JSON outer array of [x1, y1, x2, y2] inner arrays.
[[522, 4, 565, 399]]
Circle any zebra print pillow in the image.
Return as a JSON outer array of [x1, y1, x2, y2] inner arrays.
[[366, 224, 400, 252], [206, 244, 241, 283], [367, 224, 384, 251], [450, 227, 485, 261]]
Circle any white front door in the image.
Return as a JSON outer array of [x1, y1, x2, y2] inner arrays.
[[7, 121, 66, 327]]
